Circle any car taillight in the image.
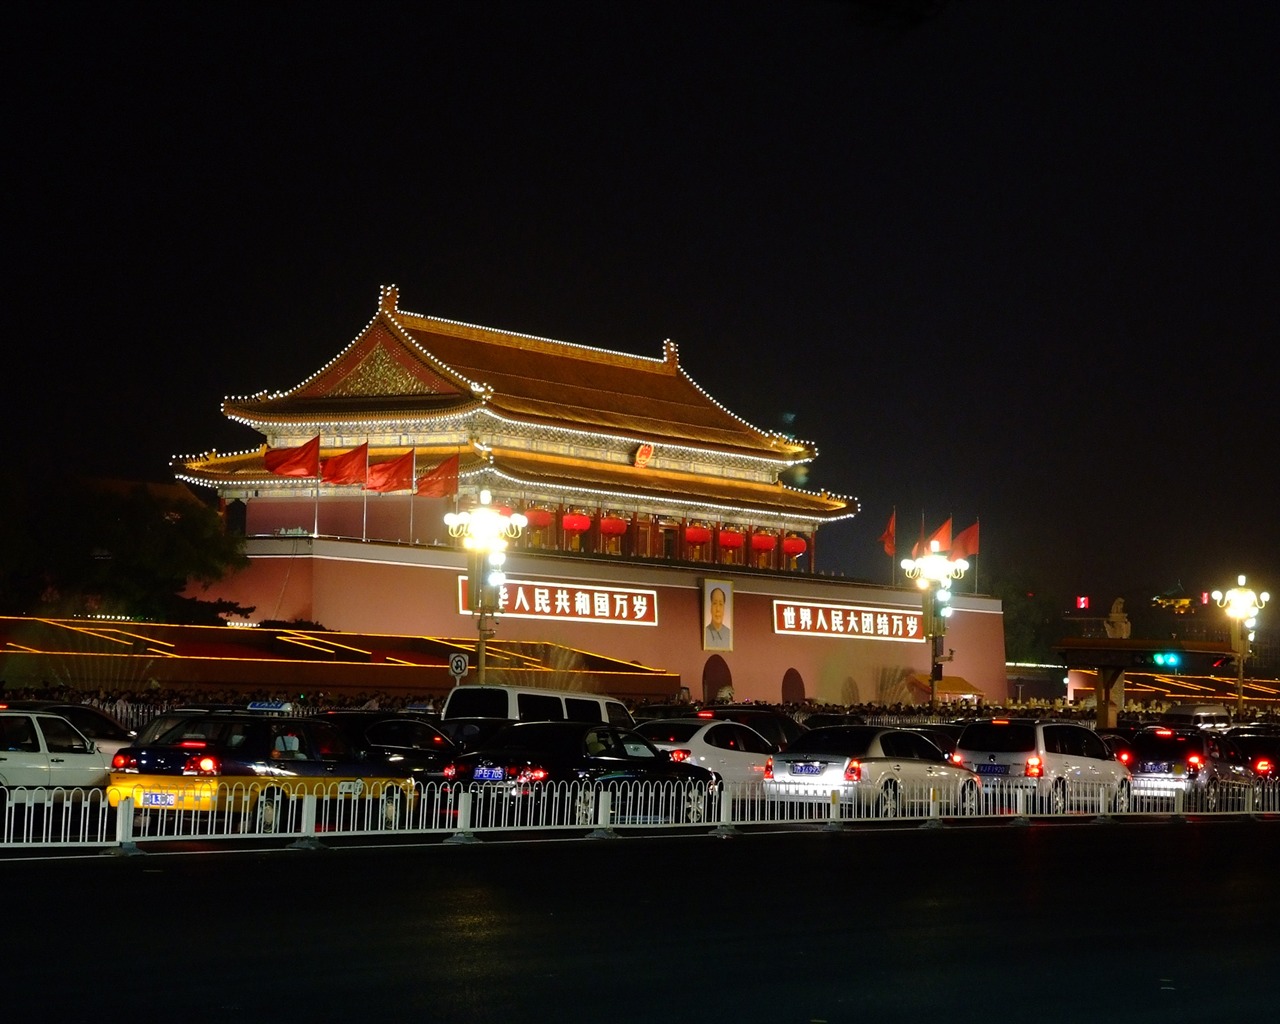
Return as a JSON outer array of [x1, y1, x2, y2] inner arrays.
[[844, 759, 862, 782], [442, 763, 458, 780], [668, 749, 693, 762], [1116, 751, 1132, 766], [764, 756, 774, 780], [111, 752, 136, 770], [511, 766, 549, 783], [1025, 755, 1044, 778], [1186, 753, 1203, 775], [1255, 757, 1273, 776], [183, 754, 220, 775]]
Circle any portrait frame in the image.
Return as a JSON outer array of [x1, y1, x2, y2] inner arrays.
[[702, 578, 734, 652]]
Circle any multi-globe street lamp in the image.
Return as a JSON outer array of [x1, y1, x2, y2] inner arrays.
[[1211, 574, 1269, 716], [444, 490, 527, 684], [900, 542, 970, 709]]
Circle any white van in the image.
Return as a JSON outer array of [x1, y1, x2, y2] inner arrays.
[[440, 684, 635, 729], [1160, 704, 1233, 731]]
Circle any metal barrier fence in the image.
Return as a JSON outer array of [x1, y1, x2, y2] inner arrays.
[[3, 775, 1277, 853]]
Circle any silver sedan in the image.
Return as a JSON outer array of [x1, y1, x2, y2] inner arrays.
[[762, 725, 981, 819]]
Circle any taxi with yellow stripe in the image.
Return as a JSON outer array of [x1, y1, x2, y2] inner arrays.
[[107, 706, 417, 831]]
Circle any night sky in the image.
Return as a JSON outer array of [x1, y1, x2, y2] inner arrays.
[[9, 1, 1278, 610]]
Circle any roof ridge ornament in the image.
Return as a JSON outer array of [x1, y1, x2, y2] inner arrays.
[[379, 283, 399, 313]]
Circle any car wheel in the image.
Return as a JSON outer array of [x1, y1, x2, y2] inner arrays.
[[958, 780, 979, 817], [1205, 779, 1220, 812], [682, 785, 709, 824], [1049, 780, 1067, 815], [877, 780, 902, 818], [255, 788, 288, 833], [573, 788, 600, 826], [381, 787, 408, 829], [1112, 780, 1132, 814]]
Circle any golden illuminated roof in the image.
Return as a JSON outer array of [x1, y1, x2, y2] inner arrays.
[[221, 285, 813, 460]]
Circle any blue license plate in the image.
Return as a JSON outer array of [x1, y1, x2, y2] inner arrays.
[[791, 763, 822, 776], [976, 764, 1008, 775], [142, 792, 176, 807], [474, 766, 504, 781], [1140, 762, 1170, 773]]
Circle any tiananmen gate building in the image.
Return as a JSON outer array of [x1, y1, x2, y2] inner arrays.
[[171, 285, 1007, 705]]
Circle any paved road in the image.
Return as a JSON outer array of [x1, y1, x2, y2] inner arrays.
[[6, 819, 1279, 1023]]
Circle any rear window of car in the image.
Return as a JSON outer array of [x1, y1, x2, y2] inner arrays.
[[636, 721, 701, 743], [1131, 732, 1204, 758], [958, 723, 1037, 753], [785, 727, 873, 756]]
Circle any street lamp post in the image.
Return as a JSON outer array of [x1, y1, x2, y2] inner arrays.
[[444, 490, 527, 684], [1211, 574, 1269, 717], [900, 542, 970, 709]]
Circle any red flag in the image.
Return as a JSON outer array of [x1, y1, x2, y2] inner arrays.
[[367, 450, 415, 493], [264, 435, 320, 477], [321, 442, 369, 485], [416, 454, 459, 497], [951, 521, 980, 561], [927, 517, 952, 554], [878, 511, 896, 557]]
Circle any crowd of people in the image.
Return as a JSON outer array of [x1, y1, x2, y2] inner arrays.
[[6, 681, 1280, 732]]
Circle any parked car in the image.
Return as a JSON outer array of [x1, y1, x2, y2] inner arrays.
[[799, 712, 867, 729], [1159, 704, 1233, 732], [633, 717, 776, 792], [1127, 725, 1260, 810], [0, 700, 137, 760], [761, 725, 982, 819], [952, 718, 1132, 814], [691, 705, 808, 750], [107, 712, 418, 832], [442, 720, 721, 827], [319, 710, 458, 783], [0, 710, 111, 794]]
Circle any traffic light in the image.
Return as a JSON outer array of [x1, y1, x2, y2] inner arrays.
[[1131, 650, 1182, 670]]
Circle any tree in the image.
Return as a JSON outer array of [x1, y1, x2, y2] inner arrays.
[[0, 475, 252, 624]]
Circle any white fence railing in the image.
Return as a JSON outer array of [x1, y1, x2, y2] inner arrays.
[[3, 776, 1276, 852]]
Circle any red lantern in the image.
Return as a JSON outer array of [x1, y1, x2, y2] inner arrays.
[[684, 525, 712, 545], [718, 529, 744, 549], [750, 533, 777, 552], [600, 516, 628, 536], [524, 508, 553, 529], [562, 513, 592, 533], [782, 536, 807, 556]]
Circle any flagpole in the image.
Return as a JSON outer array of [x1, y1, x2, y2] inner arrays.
[[409, 449, 416, 544]]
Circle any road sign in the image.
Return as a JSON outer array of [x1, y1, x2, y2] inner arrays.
[[449, 652, 469, 680]]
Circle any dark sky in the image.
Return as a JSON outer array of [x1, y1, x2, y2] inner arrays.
[[8, 0, 1278, 609]]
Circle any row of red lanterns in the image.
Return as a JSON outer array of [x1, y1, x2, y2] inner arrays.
[[520, 508, 806, 554]]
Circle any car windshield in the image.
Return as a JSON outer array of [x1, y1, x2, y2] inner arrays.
[[958, 723, 1036, 753], [785, 727, 875, 756], [148, 717, 262, 747]]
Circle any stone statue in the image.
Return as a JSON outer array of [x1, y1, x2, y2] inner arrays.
[[1103, 597, 1131, 639]]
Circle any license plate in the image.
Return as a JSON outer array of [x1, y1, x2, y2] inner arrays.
[[791, 763, 822, 776], [142, 792, 176, 807], [976, 764, 1008, 775], [336, 780, 364, 796], [474, 766, 504, 781], [1140, 762, 1171, 773]]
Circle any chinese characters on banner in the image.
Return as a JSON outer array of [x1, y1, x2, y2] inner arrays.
[[773, 600, 924, 642], [458, 577, 659, 626]]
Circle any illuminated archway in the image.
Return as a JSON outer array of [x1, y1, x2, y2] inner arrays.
[[780, 668, 805, 705]]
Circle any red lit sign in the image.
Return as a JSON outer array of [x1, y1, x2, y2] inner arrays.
[[1077, 596, 1089, 610], [772, 600, 925, 642], [458, 576, 658, 625]]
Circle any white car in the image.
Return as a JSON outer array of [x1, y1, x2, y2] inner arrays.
[[0, 710, 111, 793], [634, 717, 776, 793], [0, 700, 137, 760], [952, 718, 1132, 814], [762, 725, 982, 819]]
